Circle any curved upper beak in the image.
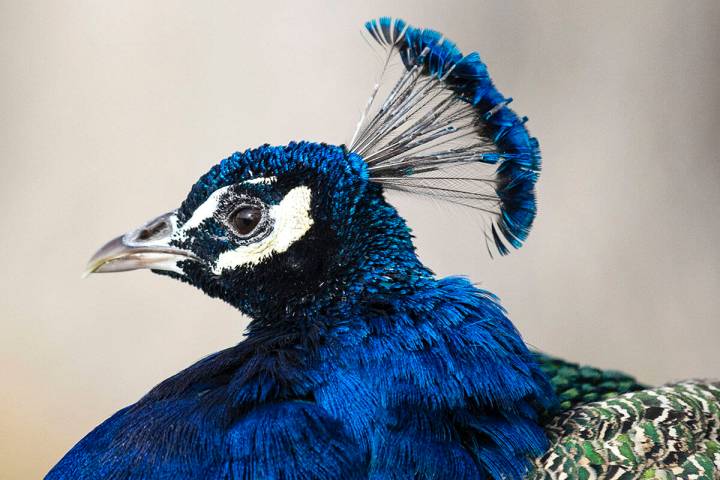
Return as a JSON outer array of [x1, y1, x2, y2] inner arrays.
[[84, 211, 199, 277]]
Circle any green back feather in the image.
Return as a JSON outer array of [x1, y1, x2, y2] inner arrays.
[[528, 356, 720, 478]]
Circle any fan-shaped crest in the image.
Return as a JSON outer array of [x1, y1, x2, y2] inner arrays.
[[351, 17, 541, 255]]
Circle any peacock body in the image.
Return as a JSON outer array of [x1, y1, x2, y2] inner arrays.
[[46, 17, 720, 480]]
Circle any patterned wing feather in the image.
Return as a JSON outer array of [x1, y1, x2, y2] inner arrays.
[[531, 381, 720, 479]]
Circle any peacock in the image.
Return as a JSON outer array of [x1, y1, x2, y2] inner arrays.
[[46, 17, 720, 480]]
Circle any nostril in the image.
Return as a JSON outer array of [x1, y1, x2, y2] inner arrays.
[[122, 211, 177, 247], [126, 214, 174, 245], [137, 221, 168, 241]]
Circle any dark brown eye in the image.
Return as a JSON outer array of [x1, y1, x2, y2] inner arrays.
[[228, 205, 262, 236]]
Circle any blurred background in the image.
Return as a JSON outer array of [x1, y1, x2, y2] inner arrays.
[[2, 0, 719, 477]]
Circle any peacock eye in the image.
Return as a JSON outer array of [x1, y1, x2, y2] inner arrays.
[[228, 205, 263, 237]]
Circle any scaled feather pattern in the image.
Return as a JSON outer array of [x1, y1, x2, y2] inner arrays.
[[47, 17, 720, 480]]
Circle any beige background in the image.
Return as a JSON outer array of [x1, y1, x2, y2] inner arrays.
[[2, 1, 719, 477]]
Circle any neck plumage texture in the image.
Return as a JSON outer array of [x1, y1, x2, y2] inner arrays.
[[157, 190, 555, 478]]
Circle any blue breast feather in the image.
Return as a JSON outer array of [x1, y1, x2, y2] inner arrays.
[[47, 275, 555, 479]]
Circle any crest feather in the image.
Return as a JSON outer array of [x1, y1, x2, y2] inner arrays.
[[351, 17, 541, 255]]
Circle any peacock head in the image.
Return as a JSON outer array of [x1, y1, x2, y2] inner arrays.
[[85, 17, 542, 320], [85, 142, 427, 318]]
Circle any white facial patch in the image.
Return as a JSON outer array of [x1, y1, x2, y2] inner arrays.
[[173, 177, 278, 241], [177, 186, 229, 235], [213, 186, 314, 274], [168, 177, 314, 274]]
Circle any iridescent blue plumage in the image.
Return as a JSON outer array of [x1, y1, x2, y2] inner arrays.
[[48, 18, 558, 480]]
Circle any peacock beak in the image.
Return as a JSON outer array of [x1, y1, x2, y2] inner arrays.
[[84, 211, 199, 277]]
